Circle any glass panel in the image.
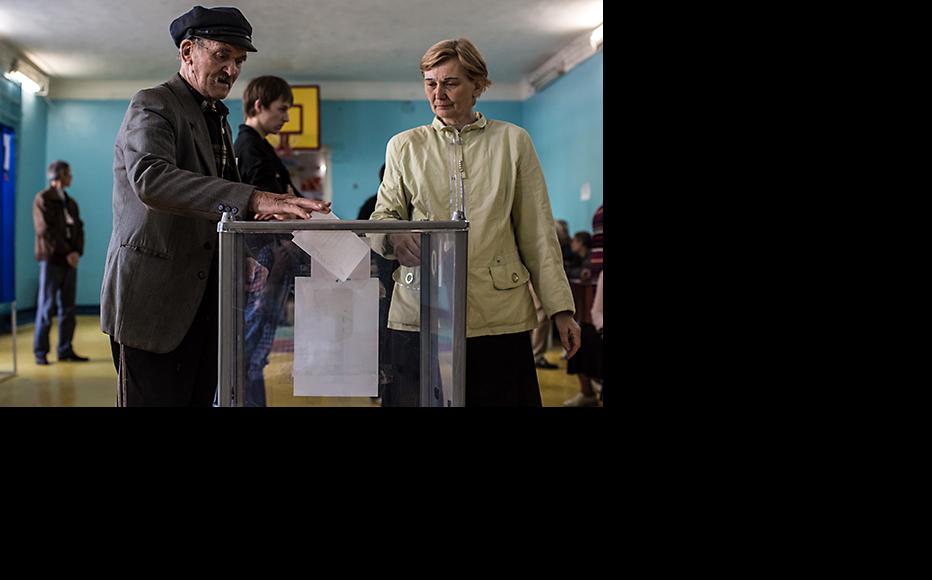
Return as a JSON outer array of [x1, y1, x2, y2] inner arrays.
[[218, 220, 467, 407]]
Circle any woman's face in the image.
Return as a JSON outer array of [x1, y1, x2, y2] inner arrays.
[[423, 58, 481, 128]]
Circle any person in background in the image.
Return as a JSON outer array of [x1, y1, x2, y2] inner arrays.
[[101, 5, 330, 407], [590, 269, 603, 405], [563, 216, 603, 406], [234, 75, 305, 407], [32, 160, 87, 365], [370, 37, 580, 406], [556, 219, 574, 267], [565, 231, 592, 281], [590, 204, 602, 280]]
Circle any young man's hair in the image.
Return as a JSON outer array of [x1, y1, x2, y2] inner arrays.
[[242, 76, 293, 118], [47, 160, 70, 182]]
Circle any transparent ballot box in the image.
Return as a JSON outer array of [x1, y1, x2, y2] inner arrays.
[[217, 216, 468, 407]]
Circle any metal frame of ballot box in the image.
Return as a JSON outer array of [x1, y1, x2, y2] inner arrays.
[[217, 215, 468, 407]]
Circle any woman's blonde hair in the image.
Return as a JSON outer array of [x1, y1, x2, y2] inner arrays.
[[420, 38, 492, 94]]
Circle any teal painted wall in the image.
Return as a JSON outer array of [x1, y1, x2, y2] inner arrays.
[[44, 100, 126, 306], [524, 51, 603, 236]]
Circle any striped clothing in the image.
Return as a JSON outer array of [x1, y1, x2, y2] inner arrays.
[[590, 205, 603, 279]]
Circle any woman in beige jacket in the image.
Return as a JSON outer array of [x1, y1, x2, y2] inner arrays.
[[371, 38, 580, 406]]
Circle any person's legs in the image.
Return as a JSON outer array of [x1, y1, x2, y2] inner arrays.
[[56, 265, 78, 358], [113, 258, 218, 407], [383, 329, 421, 407], [531, 316, 556, 368], [563, 323, 601, 407], [33, 261, 58, 361]]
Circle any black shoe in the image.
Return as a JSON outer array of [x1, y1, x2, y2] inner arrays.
[[535, 358, 559, 369], [59, 353, 89, 362], [35, 355, 50, 366]]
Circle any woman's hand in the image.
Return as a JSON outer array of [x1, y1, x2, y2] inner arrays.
[[389, 233, 421, 266], [553, 311, 582, 359]]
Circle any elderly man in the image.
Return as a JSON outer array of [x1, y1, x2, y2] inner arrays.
[[100, 6, 330, 406]]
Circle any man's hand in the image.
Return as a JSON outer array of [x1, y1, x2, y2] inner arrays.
[[389, 233, 421, 266], [249, 189, 331, 220], [553, 311, 582, 359], [66, 252, 80, 269]]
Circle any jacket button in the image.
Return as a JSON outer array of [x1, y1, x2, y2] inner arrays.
[[203, 242, 212, 250], [198, 271, 207, 280], [405, 272, 414, 284], [511, 272, 519, 283]]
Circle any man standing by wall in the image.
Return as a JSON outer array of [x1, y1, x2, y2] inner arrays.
[[101, 6, 330, 406], [33, 160, 86, 366]]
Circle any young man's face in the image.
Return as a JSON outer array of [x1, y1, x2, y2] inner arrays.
[[254, 97, 291, 135], [183, 37, 247, 100]]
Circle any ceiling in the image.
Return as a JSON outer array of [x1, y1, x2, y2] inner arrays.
[[0, 0, 602, 84]]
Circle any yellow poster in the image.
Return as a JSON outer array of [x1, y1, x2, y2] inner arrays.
[[267, 85, 319, 150]]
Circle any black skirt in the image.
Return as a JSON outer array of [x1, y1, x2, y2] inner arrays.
[[384, 330, 542, 407]]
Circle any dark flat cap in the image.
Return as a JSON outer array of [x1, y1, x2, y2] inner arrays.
[[170, 5, 257, 52]]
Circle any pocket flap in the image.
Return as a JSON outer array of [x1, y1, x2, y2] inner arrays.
[[489, 259, 530, 290], [392, 265, 420, 289]]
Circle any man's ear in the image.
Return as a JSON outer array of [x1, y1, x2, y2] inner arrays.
[[179, 38, 195, 63], [254, 99, 264, 114]]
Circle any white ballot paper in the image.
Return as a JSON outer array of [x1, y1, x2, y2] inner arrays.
[[291, 212, 370, 281], [293, 276, 379, 397]]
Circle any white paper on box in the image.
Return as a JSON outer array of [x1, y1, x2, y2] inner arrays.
[[292, 276, 379, 397], [291, 212, 370, 281]]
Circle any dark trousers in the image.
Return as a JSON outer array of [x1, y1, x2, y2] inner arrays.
[[109, 262, 218, 407], [33, 260, 77, 358], [383, 330, 542, 407]]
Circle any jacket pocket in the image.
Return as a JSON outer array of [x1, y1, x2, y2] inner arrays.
[[392, 265, 420, 291], [121, 242, 171, 259], [489, 257, 530, 290]]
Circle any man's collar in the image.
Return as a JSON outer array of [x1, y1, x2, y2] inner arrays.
[[177, 73, 229, 115]]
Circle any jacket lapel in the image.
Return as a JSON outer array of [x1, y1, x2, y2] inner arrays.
[[166, 75, 217, 177]]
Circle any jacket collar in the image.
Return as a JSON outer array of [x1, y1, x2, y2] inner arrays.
[[431, 111, 487, 134]]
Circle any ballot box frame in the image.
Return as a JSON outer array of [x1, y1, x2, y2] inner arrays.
[[217, 216, 468, 407]]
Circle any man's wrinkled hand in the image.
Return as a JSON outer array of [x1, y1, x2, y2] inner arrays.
[[248, 190, 331, 220]]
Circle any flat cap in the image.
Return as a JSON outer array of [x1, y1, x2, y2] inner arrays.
[[170, 5, 257, 52]]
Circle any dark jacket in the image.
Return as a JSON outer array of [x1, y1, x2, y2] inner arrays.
[[100, 74, 255, 353], [234, 124, 296, 194], [33, 187, 84, 267]]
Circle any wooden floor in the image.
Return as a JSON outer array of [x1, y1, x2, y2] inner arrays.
[[0, 315, 590, 407]]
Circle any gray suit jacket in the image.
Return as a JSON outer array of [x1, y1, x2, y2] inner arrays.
[[101, 74, 255, 353]]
